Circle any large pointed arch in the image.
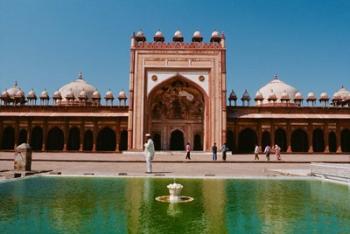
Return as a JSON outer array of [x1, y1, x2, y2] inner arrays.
[[147, 75, 207, 150]]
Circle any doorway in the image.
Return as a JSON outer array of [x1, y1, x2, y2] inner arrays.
[[170, 130, 184, 150]]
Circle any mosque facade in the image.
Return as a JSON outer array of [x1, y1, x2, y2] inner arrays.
[[0, 31, 350, 153]]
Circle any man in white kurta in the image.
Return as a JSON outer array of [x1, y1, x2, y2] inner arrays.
[[144, 133, 155, 173]]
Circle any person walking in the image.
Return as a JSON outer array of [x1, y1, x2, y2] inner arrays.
[[144, 133, 155, 173], [221, 143, 228, 161], [185, 142, 191, 160], [212, 143, 218, 161], [254, 144, 260, 160], [274, 144, 281, 160], [263, 145, 271, 161]]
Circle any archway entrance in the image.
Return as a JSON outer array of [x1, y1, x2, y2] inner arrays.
[[291, 129, 308, 152], [170, 130, 184, 150], [68, 127, 80, 151], [341, 129, 350, 152], [238, 128, 257, 153], [262, 131, 271, 149], [328, 131, 337, 153], [313, 129, 324, 152], [119, 130, 128, 151], [83, 130, 93, 151], [148, 78, 205, 150], [226, 130, 234, 153], [1, 126, 15, 150], [18, 129, 27, 145], [193, 134, 202, 150], [31, 126, 43, 151], [275, 128, 287, 152], [47, 127, 64, 151], [152, 133, 161, 151], [97, 127, 116, 151]]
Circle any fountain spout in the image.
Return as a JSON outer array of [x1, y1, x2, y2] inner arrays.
[[167, 183, 183, 203]]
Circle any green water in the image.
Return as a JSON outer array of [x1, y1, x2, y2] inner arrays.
[[0, 177, 350, 234]]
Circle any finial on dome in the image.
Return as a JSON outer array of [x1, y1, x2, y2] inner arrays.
[[273, 74, 279, 80], [78, 72, 83, 80], [14, 81, 18, 87]]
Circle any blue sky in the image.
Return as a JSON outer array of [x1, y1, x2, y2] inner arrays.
[[0, 0, 349, 99]]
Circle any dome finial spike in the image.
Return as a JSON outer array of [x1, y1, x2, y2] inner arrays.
[[273, 74, 279, 80], [78, 72, 83, 80], [14, 80, 18, 87]]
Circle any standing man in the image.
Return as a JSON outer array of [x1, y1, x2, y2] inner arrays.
[[144, 133, 155, 173], [264, 145, 271, 161], [221, 142, 228, 161], [274, 144, 281, 160], [185, 142, 191, 160], [212, 143, 218, 161], [254, 144, 260, 160]]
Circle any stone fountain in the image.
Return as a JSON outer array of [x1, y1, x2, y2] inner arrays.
[[156, 181, 193, 203]]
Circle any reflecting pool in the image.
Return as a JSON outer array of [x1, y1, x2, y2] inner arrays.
[[0, 177, 350, 234]]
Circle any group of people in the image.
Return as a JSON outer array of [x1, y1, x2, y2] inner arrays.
[[186, 142, 229, 161], [144, 133, 282, 173], [254, 144, 282, 161]]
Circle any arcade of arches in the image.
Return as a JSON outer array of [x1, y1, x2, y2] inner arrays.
[[0, 121, 128, 152], [227, 124, 350, 154], [147, 79, 205, 150]]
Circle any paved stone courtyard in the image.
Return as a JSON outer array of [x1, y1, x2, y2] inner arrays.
[[1, 152, 349, 178]]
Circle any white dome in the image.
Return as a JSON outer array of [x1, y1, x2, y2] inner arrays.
[[294, 92, 303, 100], [6, 81, 21, 98], [154, 31, 163, 37], [211, 31, 220, 37], [307, 92, 316, 100], [333, 86, 350, 101], [27, 89, 36, 98], [135, 31, 144, 37], [105, 90, 114, 99], [257, 75, 298, 104], [1, 90, 9, 98], [118, 90, 127, 99], [53, 90, 62, 99], [58, 73, 96, 102], [40, 89, 49, 99], [193, 31, 202, 37], [320, 92, 329, 100], [174, 30, 183, 37], [92, 90, 101, 99]]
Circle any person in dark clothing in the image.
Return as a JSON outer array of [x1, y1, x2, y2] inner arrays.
[[221, 143, 229, 161], [212, 143, 218, 161]]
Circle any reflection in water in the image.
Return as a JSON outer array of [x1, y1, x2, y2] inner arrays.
[[0, 177, 350, 233], [167, 203, 182, 217]]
